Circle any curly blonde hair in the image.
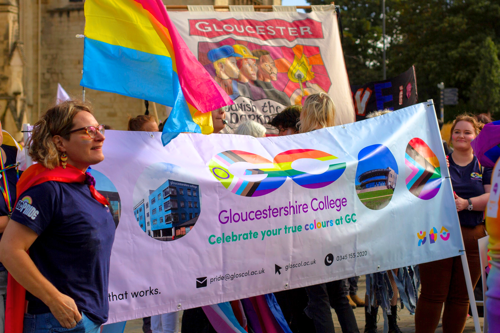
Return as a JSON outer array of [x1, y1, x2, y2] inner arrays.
[[298, 93, 336, 133], [28, 100, 93, 169], [449, 114, 484, 145]]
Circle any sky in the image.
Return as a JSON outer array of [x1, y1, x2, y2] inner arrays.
[[355, 144, 399, 185], [132, 162, 200, 206], [282, 0, 308, 11], [91, 169, 118, 193]]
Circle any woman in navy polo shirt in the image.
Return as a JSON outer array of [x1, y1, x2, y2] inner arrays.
[[0, 101, 116, 333], [415, 114, 492, 332]]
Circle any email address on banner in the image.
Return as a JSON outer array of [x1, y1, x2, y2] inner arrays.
[[285, 259, 316, 271], [210, 268, 265, 284]]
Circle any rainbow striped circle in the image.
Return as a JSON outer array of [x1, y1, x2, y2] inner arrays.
[[209, 149, 346, 197]]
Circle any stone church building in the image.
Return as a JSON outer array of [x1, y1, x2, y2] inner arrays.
[[0, 0, 278, 139]]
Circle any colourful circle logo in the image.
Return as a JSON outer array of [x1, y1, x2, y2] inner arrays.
[[405, 138, 443, 200], [21, 196, 32, 204], [209, 149, 346, 197]]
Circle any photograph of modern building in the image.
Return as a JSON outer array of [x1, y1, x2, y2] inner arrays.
[[357, 167, 397, 191], [355, 144, 399, 210], [90, 169, 121, 227], [134, 179, 200, 241]]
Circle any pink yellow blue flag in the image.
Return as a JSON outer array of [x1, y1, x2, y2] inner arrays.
[[80, 0, 233, 143]]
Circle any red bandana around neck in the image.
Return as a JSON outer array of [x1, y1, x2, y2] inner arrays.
[[6, 163, 109, 333]]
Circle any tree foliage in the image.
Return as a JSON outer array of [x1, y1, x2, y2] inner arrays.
[[307, 0, 500, 120], [469, 37, 500, 118]]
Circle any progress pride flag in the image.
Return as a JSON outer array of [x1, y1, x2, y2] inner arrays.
[[189, 18, 323, 41]]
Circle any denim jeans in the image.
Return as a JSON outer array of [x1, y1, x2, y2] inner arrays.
[[305, 283, 335, 333], [0, 271, 7, 333], [151, 313, 178, 333], [23, 312, 100, 333], [347, 276, 359, 296]]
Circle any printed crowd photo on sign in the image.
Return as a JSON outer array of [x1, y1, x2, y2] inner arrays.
[[199, 39, 331, 133], [132, 163, 201, 241], [90, 169, 121, 227], [170, 10, 356, 130], [355, 144, 398, 210]]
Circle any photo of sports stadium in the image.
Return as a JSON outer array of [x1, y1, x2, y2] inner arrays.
[[356, 144, 399, 210]]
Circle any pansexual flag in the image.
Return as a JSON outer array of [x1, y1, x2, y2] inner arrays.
[[81, 0, 232, 143]]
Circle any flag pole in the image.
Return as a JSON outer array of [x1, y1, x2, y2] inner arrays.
[[152, 102, 160, 124], [77, 35, 86, 102]]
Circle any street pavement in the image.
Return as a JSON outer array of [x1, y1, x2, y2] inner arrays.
[[123, 276, 484, 333]]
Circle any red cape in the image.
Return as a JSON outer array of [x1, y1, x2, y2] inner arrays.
[[5, 164, 109, 333]]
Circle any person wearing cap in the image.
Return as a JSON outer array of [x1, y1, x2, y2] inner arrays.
[[232, 44, 267, 101], [252, 49, 291, 106], [207, 45, 242, 100]]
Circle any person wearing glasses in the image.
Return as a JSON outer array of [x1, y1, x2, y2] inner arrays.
[[0, 100, 115, 333]]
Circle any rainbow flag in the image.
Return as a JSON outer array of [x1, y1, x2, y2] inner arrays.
[[81, 0, 232, 143]]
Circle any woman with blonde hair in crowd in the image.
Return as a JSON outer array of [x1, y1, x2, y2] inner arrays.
[[299, 92, 359, 333], [0, 100, 115, 333], [415, 114, 492, 332]]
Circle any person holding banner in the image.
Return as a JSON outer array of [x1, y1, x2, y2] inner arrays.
[[128, 115, 159, 132], [0, 101, 116, 333], [0, 121, 23, 333], [415, 114, 492, 332], [269, 106, 301, 136], [128, 115, 177, 333], [299, 93, 359, 333]]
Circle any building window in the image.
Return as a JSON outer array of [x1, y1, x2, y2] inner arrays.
[[181, 213, 186, 220], [147, 212, 149, 217], [146, 202, 149, 208], [180, 201, 185, 208], [193, 190, 197, 196], [147, 221, 150, 226], [179, 188, 184, 195], [151, 197, 156, 204], [160, 217, 164, 223], [194, 202, 198, 208], [164, 200, 178, 210], [172, 213, 179, 222], [195, 213, 199, 217], [140, 224, 144, 228], [188, 189, 191, 196], [153, 219, 157, 225], [189, 213, 193, 219], [164, 186, 177, 197], [159, 205, 163, 212], [188, 201, 192, 208], [152, 208, 157, 215], [158, 194, 161, 200]]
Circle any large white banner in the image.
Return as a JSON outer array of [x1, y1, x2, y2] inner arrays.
[[169, 9, 355, 132], [92, 102, 462, 323]]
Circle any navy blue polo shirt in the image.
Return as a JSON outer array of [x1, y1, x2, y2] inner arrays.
[[11, 181, 116, 325], [448, 154, 493, 227], [0, 145, 20, 271]]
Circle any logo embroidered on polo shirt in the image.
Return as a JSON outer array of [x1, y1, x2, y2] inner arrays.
[[471, 172, 482, 180], [16, 196, 39, 220]]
